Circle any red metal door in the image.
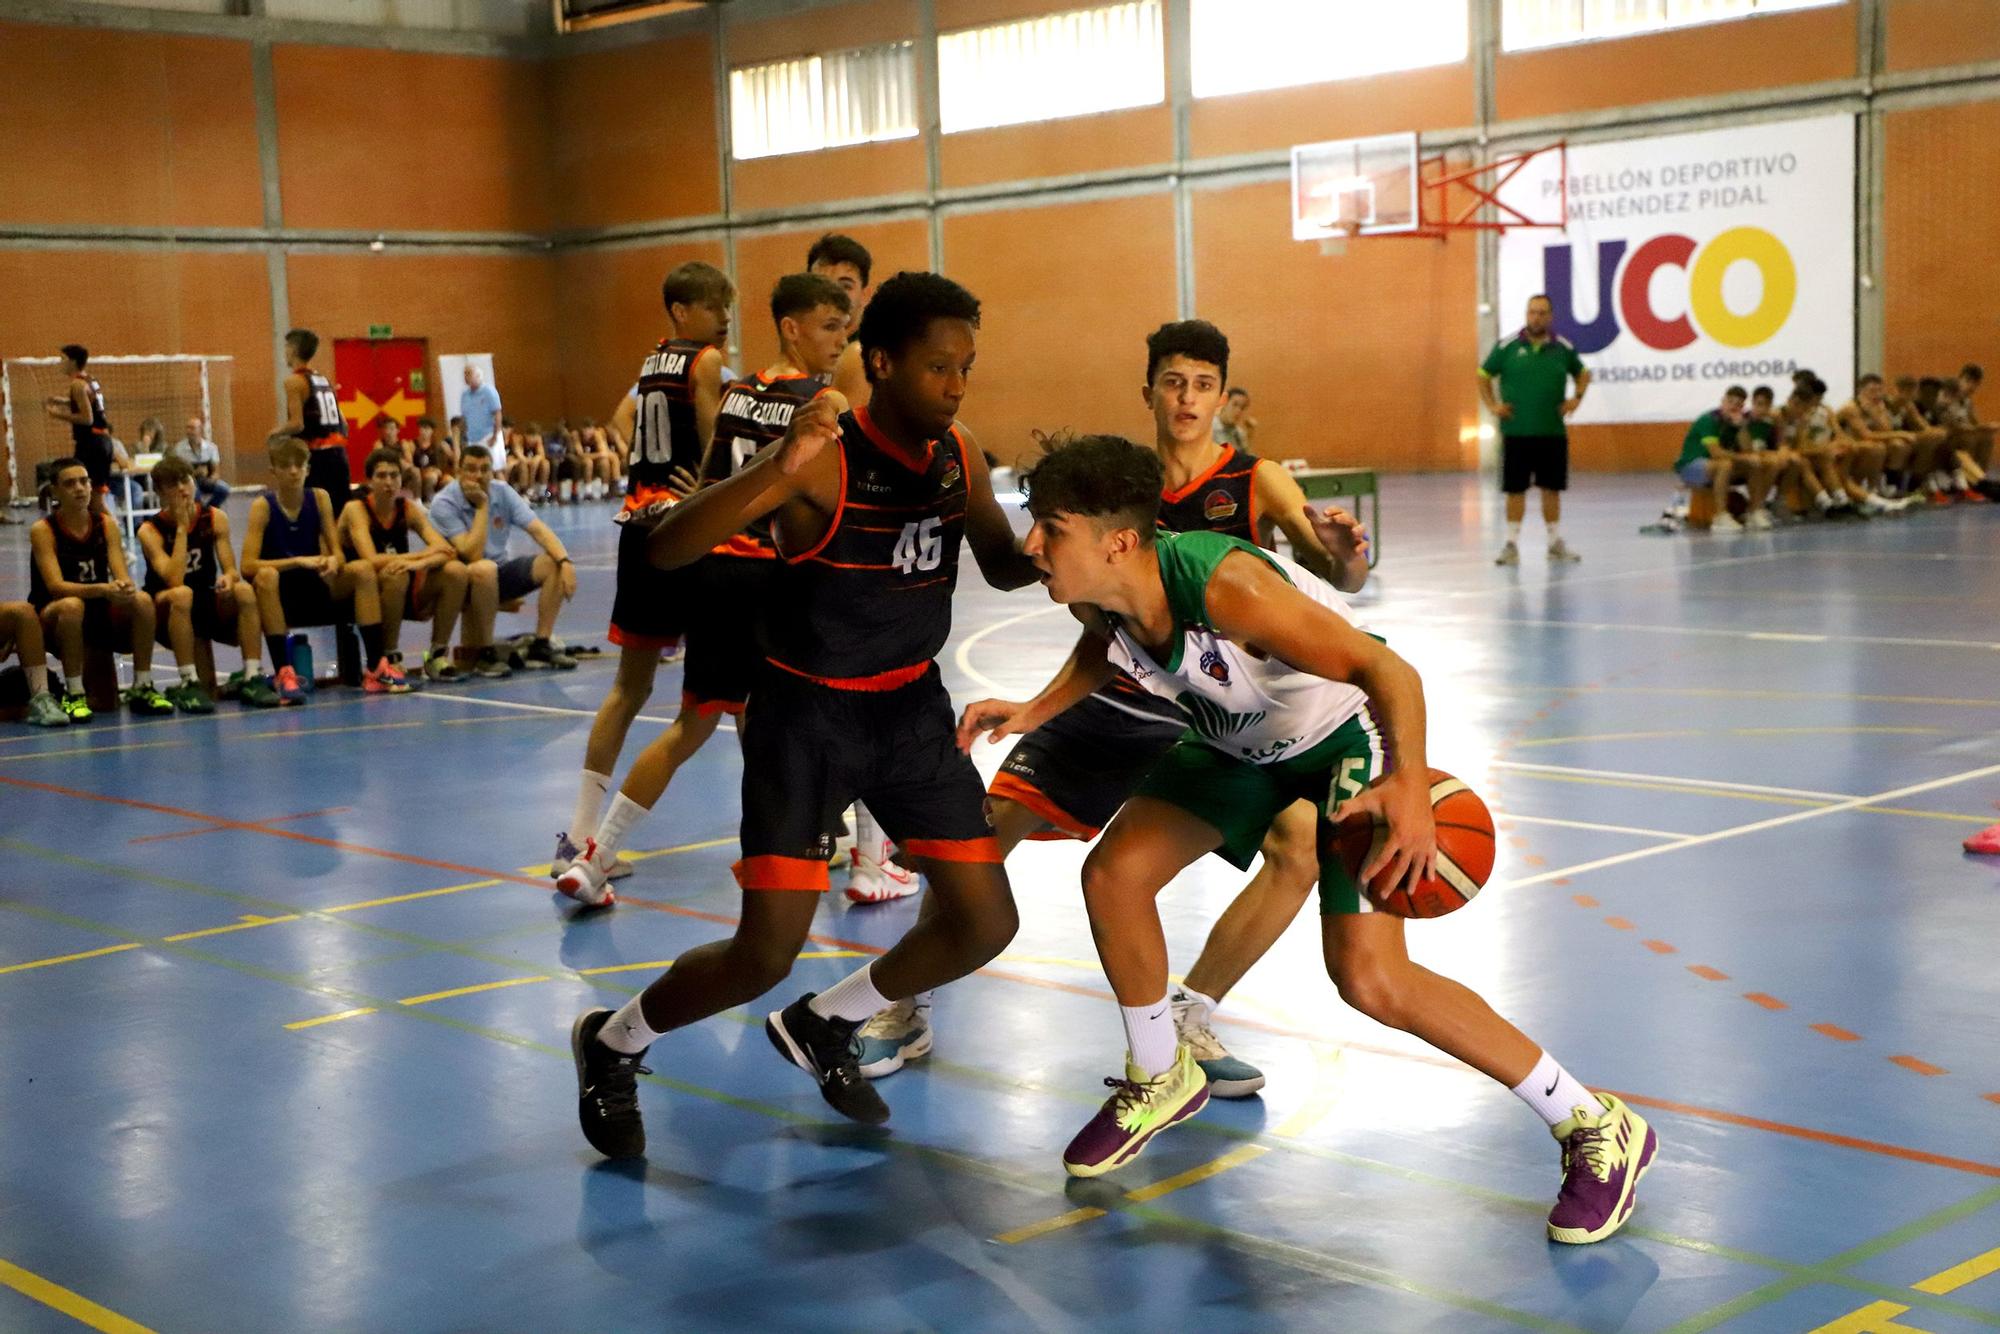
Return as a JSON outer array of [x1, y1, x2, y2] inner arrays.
[[333, 337, 430, 480]]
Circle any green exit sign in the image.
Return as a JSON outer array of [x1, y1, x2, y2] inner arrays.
[[368, 324, 392, 339]]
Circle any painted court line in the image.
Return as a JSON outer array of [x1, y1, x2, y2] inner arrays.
[[1, 860, 1986, 1334], [6, 806, 1995, 1183], [0, 942, 141, 976], [1490, 759, 1858, 802], [423, 691, 737, 732], [1499, 761, 2000, 894], [1496, 811, 1688, 839], [0, 1256, 155, 1334]]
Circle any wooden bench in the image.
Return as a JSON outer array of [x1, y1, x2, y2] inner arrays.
[[1290, 466, 1380, 566]]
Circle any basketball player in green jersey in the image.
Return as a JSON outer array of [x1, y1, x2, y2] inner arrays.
[[858, 321, 1368, 1097], [962, 434, 1656, 1244]]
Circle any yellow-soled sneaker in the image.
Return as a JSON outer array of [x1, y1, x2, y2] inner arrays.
[[1062, 1044, 1210, 1178], [1548, 1093, 1658, 1244]]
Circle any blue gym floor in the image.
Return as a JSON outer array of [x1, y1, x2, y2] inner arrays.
[[3, 475, 1998, 1334]]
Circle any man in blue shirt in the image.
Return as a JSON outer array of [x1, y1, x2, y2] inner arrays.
[[430, 445, 577, 676], [459, 365, 505, 468]]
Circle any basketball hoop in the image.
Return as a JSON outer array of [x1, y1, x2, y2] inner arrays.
[[1293, 133, 1569, 245]]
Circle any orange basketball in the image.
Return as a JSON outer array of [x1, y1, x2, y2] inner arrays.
[[1325, 768, 1495, 918]]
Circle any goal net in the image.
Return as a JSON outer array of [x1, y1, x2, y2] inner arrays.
[[2, 354, 235, 503]]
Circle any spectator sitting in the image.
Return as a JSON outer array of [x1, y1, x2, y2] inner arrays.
[[1886, 376, 1950, 497], [340, 447, 469, 688], [1834, 375, 1912, 512], [168, 416, 230, 507], [510, 424, 552, 503], [575, 420, 621, 500], [2, 599, 70, 726], [240, 433, 390, 704], [139, 456, 278, 709], [1934, 374, 1995, 498], [374, 418, 414, 498], [30, 457, 172, 719], [1213, 386, 1256, 451], [547, 422, 584, 503], [428, 444, 578, 676], [411, 416, 453, 501], [1675, 386, 1764, 531]]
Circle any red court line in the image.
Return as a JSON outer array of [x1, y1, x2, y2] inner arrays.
[[1687, 964, 1730, 981], [1813, 1023, 1861, 1042], [11, 770, 1999, 1181], [0, 775, 549, 888], [1642, 939, 1677, 954], [1891, 1055, 1948, 1077], [128, 807, 353, 846], [1745, 992, 1789, 1011]]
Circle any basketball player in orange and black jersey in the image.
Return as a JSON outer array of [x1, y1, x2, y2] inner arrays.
[[282, 328, 354, 512], [556, 273, 851, 905], [44, 344, 115, 498], [553, 261, 735, 886], [855, 320, 1372, 1095], [566, 272, 1041, 1155]]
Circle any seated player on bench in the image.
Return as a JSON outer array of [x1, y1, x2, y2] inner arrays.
[[1, 599, 69, 726], [139, 457, 281, 710], [340, 446, 469, 687]]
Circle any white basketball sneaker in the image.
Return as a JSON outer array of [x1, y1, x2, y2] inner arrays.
[[554, 839, 619, 908], [844, 804, 919, 904]]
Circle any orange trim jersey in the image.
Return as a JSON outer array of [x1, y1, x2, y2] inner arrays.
[[707, 371, 830, 558], [626, 337, 717, 512], [1159, 443, 1260, 543], [69, 373, 111, 452], [765, 406, 969, 689], [297, 370, 346, 447]]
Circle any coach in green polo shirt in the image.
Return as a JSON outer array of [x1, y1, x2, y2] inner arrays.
[[1480, 294, 1591, 566]]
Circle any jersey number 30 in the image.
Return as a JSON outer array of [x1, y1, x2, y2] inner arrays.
[[638, 392, 674, 466], [891, 517, 942, 574]]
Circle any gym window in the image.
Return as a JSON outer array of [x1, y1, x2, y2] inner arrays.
[[1190, 0, 1470, 99], [729, 41, 919, 161], [939, 1, 1165, 135], [1502, 0, 1843, 53]]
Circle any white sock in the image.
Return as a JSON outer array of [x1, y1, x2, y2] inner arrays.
[[24, 658, 48, 695], [145, 667, 165, 690], [1954, 468, 1969, 488], [1121, 993, 1178, 1078], [1173, 983, 1218, 1018], [1512, 1050, 1607, 1128], [571, 769, 612, 841], [810, 963, 892, 1023], [179, 662, 198, 685], [598, 994, 659, 1053], [912, 988, 935, 1010], [1505, 520, 1522, 543], [852, 801, 888, 865], [1545, 523, 1562, 546], [593, 791, 648, 860]]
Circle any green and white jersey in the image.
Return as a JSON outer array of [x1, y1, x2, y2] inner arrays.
[[1106, 530, 1371, 766]]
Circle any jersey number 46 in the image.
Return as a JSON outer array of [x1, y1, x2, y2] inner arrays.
[[891, 517, 942, 574]]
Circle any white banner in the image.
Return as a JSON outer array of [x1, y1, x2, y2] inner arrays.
[[1495, 115, 1855, 424]]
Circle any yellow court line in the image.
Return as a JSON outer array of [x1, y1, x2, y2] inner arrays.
[[0, 1256, 156, 1334], [1504, 770, 1832, 809], [1124, 1144, 1272, 1202], [576, 959, 678, 977], [1732, 726, 1947, 737], [399, 975, 553, 1006], [322, 879, 503, 913], [1864, 806, 1993, 826], [515, 835, 738, 877], [284, 1007, 379, 1031], [997, 1144, 1273, 1245], [162, 914, 301, 942], [993, 1207, 1107, 1244], [1514, 730, 1698, 748], [1913, 1244, 2000, 1295], [1, 738, 192, 763], [1273, 1046, 1349, 1139], [0, 942, 141, 976]]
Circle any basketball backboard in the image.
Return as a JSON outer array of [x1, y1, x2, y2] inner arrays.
[[1291, 132, 1420, 240]]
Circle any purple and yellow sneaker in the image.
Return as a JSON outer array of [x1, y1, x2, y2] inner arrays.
[[1548, 1093, 1657, 1244], [1062, 1044, 1209, 1178]]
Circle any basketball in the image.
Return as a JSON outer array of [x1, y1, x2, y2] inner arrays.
[[1327, 768, 1495, 918]]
